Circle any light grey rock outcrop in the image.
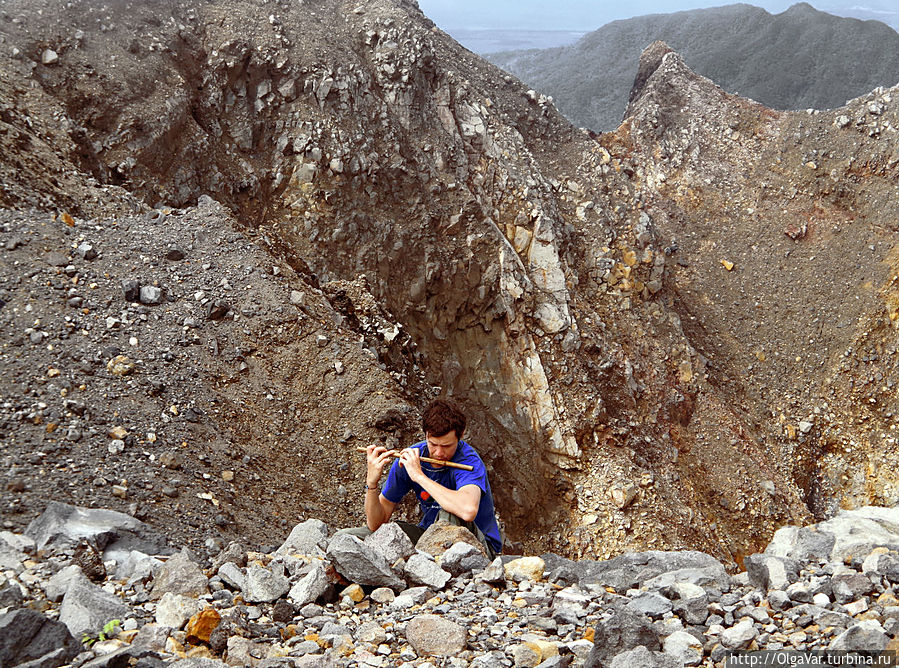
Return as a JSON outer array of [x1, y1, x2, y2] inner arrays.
[[58, 573, 130, 638], [288, 561, 330, 607], [243, 564, 289, 603], [404, 552, 451, 589], [363, 522, 415, 564], [276, 519, 329, 556], [150, 548, 209, 600], [326, 533, 404, 589], [25, 501, 171, 558]]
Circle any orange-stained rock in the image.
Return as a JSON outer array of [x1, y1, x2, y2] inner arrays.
[[185, 607, 221, 644]]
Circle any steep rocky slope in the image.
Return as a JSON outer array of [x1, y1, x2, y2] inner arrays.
[[1, 0, 897, 570], [487, 2, 899, 131]]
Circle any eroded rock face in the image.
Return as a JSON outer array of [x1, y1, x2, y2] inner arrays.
[[1, 0, 897, 564]]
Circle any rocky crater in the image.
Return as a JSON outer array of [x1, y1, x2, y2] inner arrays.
[[0, 0, 898, 579]]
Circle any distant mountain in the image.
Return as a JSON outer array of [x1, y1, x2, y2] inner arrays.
[[486, 2, 899, 131]]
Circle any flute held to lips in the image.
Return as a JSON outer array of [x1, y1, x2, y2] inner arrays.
[[354, 446, 474, 471]]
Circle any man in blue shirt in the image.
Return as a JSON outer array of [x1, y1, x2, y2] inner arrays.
[[363, 398, 502, 558]]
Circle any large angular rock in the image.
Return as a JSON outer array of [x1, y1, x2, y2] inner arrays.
[[585, 608, 660, 668], [114, 550, 162, 585], [132, 623, 172, 651], [156, 592, 204, 629], [831, 571, 874, 604], [25, 501, 171, 558], [326, 534, 404, 589], [276, 519, 329, 556], [609, 646, 680, 668], [58, 574, 130, 638], [288, 561, 330, 606], [626, 591, 673, 619], [784, 507, 899, 563], [404, 614, 467, 656], [0, 531, 32, 572], [0, 530, 36, 554], [0, 608, 82, 668], [828, 620, 890, 651], [404, 553, 451, 589], [243, 564, 290, 603], [663, 582, 708, 625], [440, 541, 490, 575], [744, 554, 800, 591], [217, 562, 246, 591], [642, 565, 730, 593], [0, 573, 24, 608], [44, 564, 84, 603], [720, 619, 758, 650], [211, 541, 248, 573], [364, 522, 416, 563], [663, 630, 703, 666], [577, 550, 725, 592], [150, 548, 209, 600], [416, 521, 486, 558], [478, 556, 507, 584], [764, 525, 837, 562]]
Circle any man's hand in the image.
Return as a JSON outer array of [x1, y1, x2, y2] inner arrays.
[[398, 447, 424, 484], [366, 444, 395, 487]]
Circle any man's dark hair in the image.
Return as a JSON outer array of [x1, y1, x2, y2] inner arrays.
[[422, 398, 466, 439]]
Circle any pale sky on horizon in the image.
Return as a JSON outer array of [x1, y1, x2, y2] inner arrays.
[[415, 0, 899, 31]]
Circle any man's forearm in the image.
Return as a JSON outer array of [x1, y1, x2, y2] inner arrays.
[[414, 476, 479, 522], [364, 490, 389, 531]]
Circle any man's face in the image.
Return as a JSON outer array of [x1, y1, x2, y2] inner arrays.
[[425, 430, 459, 465]]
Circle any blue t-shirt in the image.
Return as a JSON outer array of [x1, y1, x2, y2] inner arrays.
[[381, 440, 502, 554]]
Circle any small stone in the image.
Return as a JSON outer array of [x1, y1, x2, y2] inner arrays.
[[122, 279, 141, 302], [42, 48, 59, 65], [405, 614, 466, 657], [370, 587, 395, 604], [165, 247, 186, 261], [206, 300, 230, 320], [75, 242, 97, 260], [139, 286, 164, 305], [221, 470, 234, 482], [721, 619, 758, 650], [106, 355, 135, 376], [504, 556, 545, 582], [341, 583, 365, 602], [185, 607, 221, 644]]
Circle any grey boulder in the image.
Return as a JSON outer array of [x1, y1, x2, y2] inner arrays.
[[405, 553, 451, 589], [243, 564, 290, 603], [58, 573, 130, 638], [0, 608, 81, 668], [276, 519, 329, 556], [609, 646, 680, 668], [25, 501, 171, 558], [744, 554, 800, 590], [288, 561, 330, 607], [440, 542, 490, 575], [326, 534, 404, 589], [828, 620, 890, 651], [585, 608, 660, 668], [364, 522, 416, 564], [150, 548, 209, 600]]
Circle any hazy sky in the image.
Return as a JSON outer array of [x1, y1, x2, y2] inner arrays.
[[416, 1, 899, 31]]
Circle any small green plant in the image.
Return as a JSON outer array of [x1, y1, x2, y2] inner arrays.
[[81, 619, 121, 646]]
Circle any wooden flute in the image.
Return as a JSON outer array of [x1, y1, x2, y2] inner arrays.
[[355, 446, 474, 471]]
